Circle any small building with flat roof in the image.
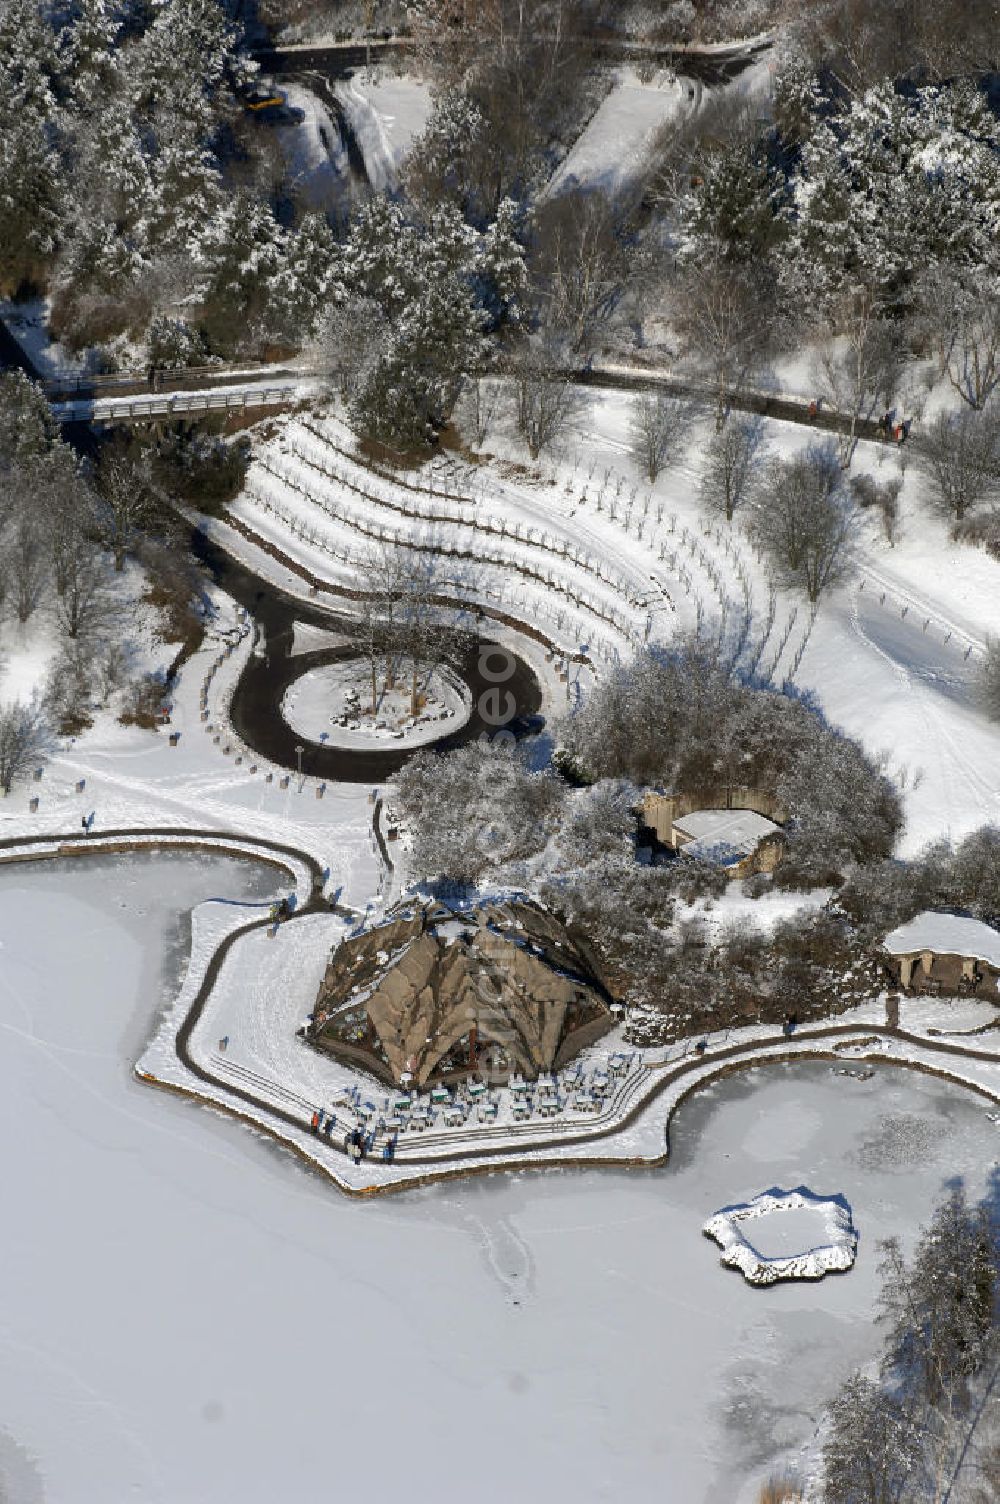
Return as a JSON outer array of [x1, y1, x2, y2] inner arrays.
[[641, 788, 787, 877], [882, 911, 1000, 997]]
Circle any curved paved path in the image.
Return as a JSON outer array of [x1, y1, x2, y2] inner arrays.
[[3, 830, 999, 1196], [194, 528, 544, 783]]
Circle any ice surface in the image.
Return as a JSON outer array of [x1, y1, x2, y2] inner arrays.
[[0, 852, 996, 1503]]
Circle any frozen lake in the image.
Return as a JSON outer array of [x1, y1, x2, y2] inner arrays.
[[0, 854, 996, 1504]]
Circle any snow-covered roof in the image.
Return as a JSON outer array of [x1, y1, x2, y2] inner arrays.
[[883, 911, 1000, 968], [674, 809, 781, 865]]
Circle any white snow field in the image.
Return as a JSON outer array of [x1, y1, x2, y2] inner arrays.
[[335, 72, 432, 193], [546, 68, 692, 199], [280, 657, 470, 749], [0, 856, 995, 1504]]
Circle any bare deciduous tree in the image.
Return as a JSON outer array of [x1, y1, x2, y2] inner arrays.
[[463, 372, 506, 448], [701, 412, 768, 521], [531, 188, 627, 354], [674, 258, 770, 430], [850, 472, 903, 546], [753, 442, 856, 601], [514, 345, 579, 459], [11, 514, 47, 623], [55, 545, 108, 642], [355, 546, 463, 716], [816, 289, 902, 468], [629, 391, 690, 482], [921, 407, 1000, 521], [0, 695, 50, 794], [926, 273, 1000, 411], [97, 444, 154, 571]]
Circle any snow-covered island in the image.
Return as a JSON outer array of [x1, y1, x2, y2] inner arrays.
[[703, 1188, 859, 1286]]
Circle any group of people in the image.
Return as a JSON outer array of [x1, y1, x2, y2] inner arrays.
[[878, 410, 912, 444], [804, 397, 912, 444], [309, 1109, 398, 1165]]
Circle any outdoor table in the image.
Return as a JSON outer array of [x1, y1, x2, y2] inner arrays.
[[383, 1117, 403, 1134], [512, 1102, 532, 1120], [477, 1102, 498, 1122], [430, 1087, 451, 1105], [467, 1081, 487, 1099], [510, 1079, 530, 1095]]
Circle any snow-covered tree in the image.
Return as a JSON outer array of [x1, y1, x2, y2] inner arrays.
[[821, 1373, 921, 1504], [630, 391, 689, 483], [752, 442, 856, 600], [921, 407, 1000, 521], [56, 0, 122, 111], [700, 413, 768, 521], [0, 374, 58, 469], [784, 81, 1000, 309], [878, 1187, 997, 1406], [394, 739, 567, 886], [334, 199, 493, 447], [193, 192, 288, 355], [477, 196, 528, 330], [0, 694, 50, 795]]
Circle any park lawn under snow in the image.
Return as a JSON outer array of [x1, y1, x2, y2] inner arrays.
[[546, 67, 692, 199], [335, 71, 432, 193], [1, 849, 997, 1504], [228, 380, 1000, 858]]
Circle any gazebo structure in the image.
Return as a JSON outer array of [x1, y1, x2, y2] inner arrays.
[[309, 897, 614, 1087], [882, 911, 1000, 997]]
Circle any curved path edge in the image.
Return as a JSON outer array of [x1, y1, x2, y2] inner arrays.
[[4, 830, 1000, 1199]]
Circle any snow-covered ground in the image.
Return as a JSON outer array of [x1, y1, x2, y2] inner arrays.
[[547, 68, 693, 199], [0, 297, 86, 377], [280, 658, 470, 749], [226, 386, 1000, 859], [335, 72, 432, 192], [0, 855, 995, 1504], [274, 82, 349, 210]]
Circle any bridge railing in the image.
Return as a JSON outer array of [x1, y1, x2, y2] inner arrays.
[[50, 386, 297, 422], [42, 361, 301, 399]]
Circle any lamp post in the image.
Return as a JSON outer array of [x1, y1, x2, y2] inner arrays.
[[295, 744, 304, 789]]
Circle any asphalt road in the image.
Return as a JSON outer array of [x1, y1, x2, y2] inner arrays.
[[193, 528, 544, 783], [254, 34, 771, 88]]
